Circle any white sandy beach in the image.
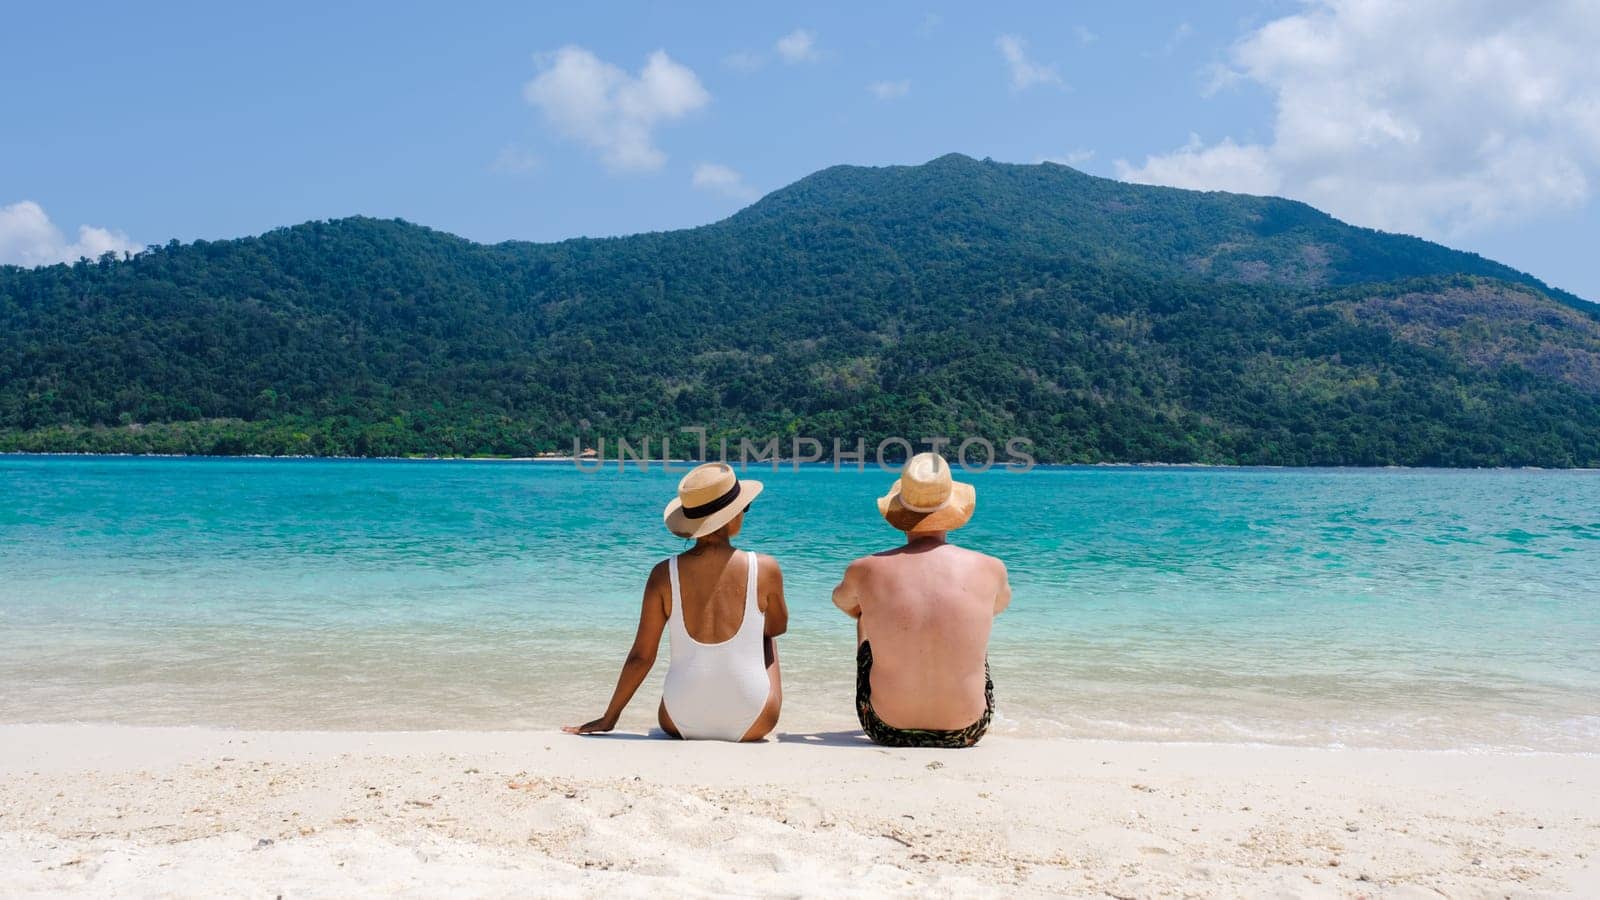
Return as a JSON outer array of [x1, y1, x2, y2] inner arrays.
[[2, 725, 1596, 898]]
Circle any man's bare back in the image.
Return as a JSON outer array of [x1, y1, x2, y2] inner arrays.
[[833, 533, 1011, 729]]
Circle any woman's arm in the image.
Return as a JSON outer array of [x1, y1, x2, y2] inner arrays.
[[563, 561, 669, 735], [759, 553, 788, 637]]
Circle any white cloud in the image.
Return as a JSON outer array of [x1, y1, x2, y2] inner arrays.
[[776, 29, 819, 64], [723, 50, 765, 72], [1157, 22, 1193, 56], [726, 29, 821, 72], [1198, 61, 1242, 98], [523, 46, 709, 172], [692, 163, 759, 202], [1117, 1, 1600, 238], [1040, 149, 1096, 167], [1074, 25, 1098, 46], [0, 201, 139, 267], [918, 13, 942, 37], [1119, 135, 1280, 194], [996, 34, 1064, 91], [868, 79, 911, 101], [489, 147, 540, 175]]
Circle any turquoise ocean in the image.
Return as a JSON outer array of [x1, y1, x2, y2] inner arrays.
[[2, 456, 1596, 752]]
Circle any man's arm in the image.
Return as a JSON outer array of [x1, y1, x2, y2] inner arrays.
[[831, 559, 864, 619], [993, 558, 1012, 615]]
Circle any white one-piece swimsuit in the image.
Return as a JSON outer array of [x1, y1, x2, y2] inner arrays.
[[661, 550, 770, 741]]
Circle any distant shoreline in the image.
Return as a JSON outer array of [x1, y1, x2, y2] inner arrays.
[[2, 450, 1595, 472]]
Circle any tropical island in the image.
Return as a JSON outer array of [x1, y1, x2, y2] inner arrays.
[[3, 154, 1597, 466]]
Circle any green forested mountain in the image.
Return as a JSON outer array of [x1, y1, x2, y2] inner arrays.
[[2, 153, 1598, 465]]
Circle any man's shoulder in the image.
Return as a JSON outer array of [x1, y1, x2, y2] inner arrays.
[[844, 551, 898, 579], [949, 544, 1008, 577], [846, 553, 883, 572], [946, 542, 1003, 563]]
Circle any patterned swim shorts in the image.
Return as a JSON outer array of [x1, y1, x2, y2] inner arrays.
[[856, 640, 993, 748]]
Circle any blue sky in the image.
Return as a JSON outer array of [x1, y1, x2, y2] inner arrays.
[[3, 1, 1598, 300]]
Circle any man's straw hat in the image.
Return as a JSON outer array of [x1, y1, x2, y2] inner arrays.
[[877, 452, 975, 533], [663, 462, 764, 538]]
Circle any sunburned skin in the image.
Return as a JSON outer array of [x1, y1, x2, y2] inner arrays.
[[832, 532, 1010, 730]]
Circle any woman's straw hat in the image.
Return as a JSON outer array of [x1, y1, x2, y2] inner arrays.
[[877, 452, 976, 533], [663, 462, 764, 538]]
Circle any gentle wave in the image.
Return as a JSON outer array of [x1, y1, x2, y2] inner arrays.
[[1, 458, 1597, 751]]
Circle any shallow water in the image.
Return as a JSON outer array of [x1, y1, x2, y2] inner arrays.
[[1, 457, 1596, 751]]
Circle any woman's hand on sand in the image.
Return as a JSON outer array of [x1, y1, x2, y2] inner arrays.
[[563, 716, 616, 735]]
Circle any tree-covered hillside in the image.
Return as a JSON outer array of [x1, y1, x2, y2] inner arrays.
[[2, 154, 1597, 465]]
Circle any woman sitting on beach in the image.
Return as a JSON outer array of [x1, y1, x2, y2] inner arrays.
[[564, 463, 787, 741]]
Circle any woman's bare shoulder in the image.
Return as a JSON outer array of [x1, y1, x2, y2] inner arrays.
[[645, 558, 672, 586], [752, 551, 785, 581]]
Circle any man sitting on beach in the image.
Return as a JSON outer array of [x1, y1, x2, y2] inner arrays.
[[831, 452, 1010, 748]]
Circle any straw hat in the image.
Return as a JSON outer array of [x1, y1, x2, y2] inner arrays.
[[663, 462, 764, 538], [877, 452, 976, 533]]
